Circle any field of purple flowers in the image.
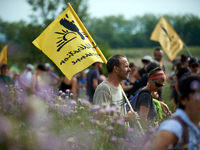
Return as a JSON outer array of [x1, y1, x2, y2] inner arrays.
[[0, 85, 172, 150]]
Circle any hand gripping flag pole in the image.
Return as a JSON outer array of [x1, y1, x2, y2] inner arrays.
[[119, 85, 144, 135]]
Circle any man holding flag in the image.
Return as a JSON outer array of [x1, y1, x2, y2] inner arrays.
[[93, 54, 139, 127], [32, 3, 141, 130]]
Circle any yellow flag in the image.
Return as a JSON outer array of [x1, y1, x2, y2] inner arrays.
[[33, 3, 107, 80], [0, 45, 8, 65], [150, 17, 185, 61]]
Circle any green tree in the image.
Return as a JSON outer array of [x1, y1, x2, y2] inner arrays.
[[26, 0, 89, 26]]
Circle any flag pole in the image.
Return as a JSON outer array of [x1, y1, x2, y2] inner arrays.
[[119, 85, 144, 135], [67, 3, 107, 64], [68, 2, 144, 135], [184, 44, 192, 57]]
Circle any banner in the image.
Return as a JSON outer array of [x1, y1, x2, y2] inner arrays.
[[150, 17, 185, 61], [33, 3, 107, 80], [0, 45, 8, 65]]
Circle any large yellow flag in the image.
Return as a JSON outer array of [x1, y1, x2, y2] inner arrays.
[[33, 3, 107, 80], [150, 17, 185, 61], [0, 45, 8, 65]]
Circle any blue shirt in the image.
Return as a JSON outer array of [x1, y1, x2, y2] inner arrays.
[[158, 108, 200, 150]]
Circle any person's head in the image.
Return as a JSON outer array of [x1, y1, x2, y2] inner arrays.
[[93, 62, 102, 69], [36, 64, 46, 74], [172, 60, 182, 72], [45, 63, 51, 71], [145, 61, 160, 73], [189, 57, 199, 74], [0, 64, 8, 75], [26, 64, 34, 71], [129, 62, 137, 73], [147, 67, 166, 92], [107, 54, 130, 80], [180, 54, 189, 67], [142, 55, 153, 66], [178, 75, 200, 115], [154, 48, 163, 62]]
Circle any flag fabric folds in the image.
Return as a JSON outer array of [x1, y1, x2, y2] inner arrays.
[[0, 45, 8, 65], [33, 3, 107, 80], [150, 17, 185, 61]]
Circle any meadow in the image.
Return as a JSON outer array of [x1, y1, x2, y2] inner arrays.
[[0, 46, 199, 149]]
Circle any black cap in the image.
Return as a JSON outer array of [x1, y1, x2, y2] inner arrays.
[[189, 57, 199, 67]]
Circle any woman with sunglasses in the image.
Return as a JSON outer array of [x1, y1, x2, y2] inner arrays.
[[188, 57, 199, 74], [134, 67, 169, 123]]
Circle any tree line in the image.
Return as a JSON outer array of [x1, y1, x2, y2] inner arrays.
[[0, 0, 200, 66]]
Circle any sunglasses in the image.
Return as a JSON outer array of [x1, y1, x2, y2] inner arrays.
[[191, 64, 199, 68], [155, 55, 163, 58], [154, 82, 164, 87]]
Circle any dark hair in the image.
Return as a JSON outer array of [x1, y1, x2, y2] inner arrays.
[[106, 54, 126, 74], [180, 54, 188, 64], [178, 74, 200, 110], [37, 64, 46, 71], [154, 48, 162, 54], [129, 62, 135, 68], [0, 64, 7, 73], [145, 61, 160, 73], [147, 67, 162, 79]]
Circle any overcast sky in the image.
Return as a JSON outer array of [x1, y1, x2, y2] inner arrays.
[[0, 0, 200, 23]]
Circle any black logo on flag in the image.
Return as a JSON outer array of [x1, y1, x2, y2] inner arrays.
[[55, 14, 86, 52]]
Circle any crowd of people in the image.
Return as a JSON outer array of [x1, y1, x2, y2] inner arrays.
[[0, 47, 200, 149]]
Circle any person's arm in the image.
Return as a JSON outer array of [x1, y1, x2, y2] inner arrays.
[[120, 80, 133, 91], [133, 71, 141, 80], [71, 77, 77, 100], [30, 74, 39, 95], [92, 78, 98, 90], [159, 101, 170, 114], [151, 131, 178, 150], [139, 106, 149, 121], [123, 110, 140, 122]]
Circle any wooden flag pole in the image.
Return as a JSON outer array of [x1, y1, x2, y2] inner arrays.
[[184, 44, 192, 57], [119, 85, 144, 135]]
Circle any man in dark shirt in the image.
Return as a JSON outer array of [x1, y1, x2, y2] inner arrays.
[[86, 62, 102, 103]]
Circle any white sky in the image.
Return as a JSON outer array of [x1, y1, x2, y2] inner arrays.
[[0, 0, 200, 23]]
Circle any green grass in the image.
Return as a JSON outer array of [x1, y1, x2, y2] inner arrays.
[[109, 46, 200, 112]]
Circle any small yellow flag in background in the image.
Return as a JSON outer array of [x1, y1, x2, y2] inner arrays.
[[33, 3, 107, 80], [0, 45, 8, 65], [150, 17, 185, 61]]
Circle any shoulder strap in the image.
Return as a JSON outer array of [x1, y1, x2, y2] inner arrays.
[[127, 89, 149, 111], [169, 116, 189, 144]]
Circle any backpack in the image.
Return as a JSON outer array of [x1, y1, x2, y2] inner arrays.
[[169, 115, 189, 145], [126, 89, 149, 112], [140, 115, 189, 150]]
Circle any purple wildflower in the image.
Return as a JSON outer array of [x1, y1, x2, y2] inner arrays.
[[91, 105, 100, 110], [107, 125, 113, 130], [128, 127, 134, 133], [111, 136, 117, 141], [117, 118, 125, 125], [89, 130, 95, 135], [190, 80, 199, 90], [59, 90, 63, 94], [66, 89, 70, 93]]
